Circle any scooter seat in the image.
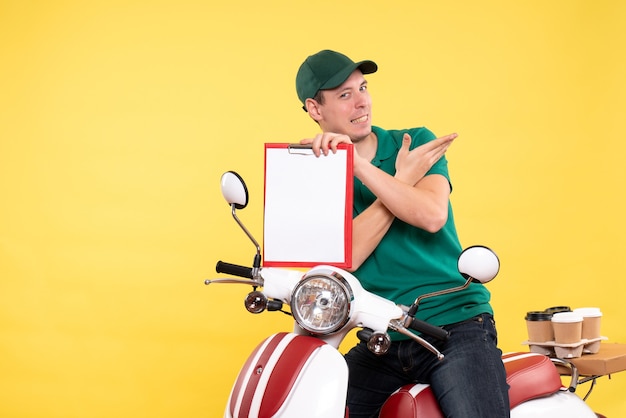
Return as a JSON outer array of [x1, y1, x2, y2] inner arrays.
[[379, 352, 563, 417], [502, 352, 563, 408]]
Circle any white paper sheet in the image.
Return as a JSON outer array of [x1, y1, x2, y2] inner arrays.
[[263, 144, 352, 267]]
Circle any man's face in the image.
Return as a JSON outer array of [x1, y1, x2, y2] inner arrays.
[[315, 70, 373, 142]]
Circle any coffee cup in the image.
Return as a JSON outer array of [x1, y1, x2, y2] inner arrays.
[[551, 312, 583, 344], [525, 311, 554, 342], [573, 307, 602, 340]]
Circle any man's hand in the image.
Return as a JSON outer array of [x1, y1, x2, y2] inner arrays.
[[395, 133, 457, 185], [300, 132, 353, 157]]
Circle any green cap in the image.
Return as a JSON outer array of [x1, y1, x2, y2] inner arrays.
[[296, 50, 377, 110]]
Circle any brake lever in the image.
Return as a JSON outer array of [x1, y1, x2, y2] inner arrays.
[[204, 278, 264, 286], [388, 319, 445, 361]]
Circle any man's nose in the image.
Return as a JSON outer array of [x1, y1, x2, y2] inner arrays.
[[354, 93, 368, 108]]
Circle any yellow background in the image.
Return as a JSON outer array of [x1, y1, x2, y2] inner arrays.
[[1, 0, 625, 416]]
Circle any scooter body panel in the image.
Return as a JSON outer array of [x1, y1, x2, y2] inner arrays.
[[225, 332, 348, 418], [510, 390, 597, 418]]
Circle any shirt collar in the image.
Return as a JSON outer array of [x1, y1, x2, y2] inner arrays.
[[371, 126, 400, 165]]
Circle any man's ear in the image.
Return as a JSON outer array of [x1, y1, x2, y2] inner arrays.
[[305, 98, 323, 122]]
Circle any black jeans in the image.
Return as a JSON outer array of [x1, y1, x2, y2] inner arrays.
[[344, 313, 510, 417]]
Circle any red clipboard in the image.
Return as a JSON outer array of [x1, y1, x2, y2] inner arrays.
[[263, 143, 353, 268]]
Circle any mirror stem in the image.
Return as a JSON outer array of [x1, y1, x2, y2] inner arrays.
[[230, 204, 262, 276], [407, 277, 473, 317]]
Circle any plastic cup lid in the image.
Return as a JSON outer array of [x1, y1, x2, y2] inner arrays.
[[544, 306, 571, 314], [525, 311, 552, 321], [573, 307, 603, 317], [551, 312, 583, 323]]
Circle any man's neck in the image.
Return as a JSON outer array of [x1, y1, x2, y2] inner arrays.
[[354, 131, 378, 162]]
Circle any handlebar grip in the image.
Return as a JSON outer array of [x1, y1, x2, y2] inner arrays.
[[215, 261, 253, 279], [408, 318, 449, 341]]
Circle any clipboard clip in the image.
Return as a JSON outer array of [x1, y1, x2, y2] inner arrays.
[[287, 144, 314, 155]]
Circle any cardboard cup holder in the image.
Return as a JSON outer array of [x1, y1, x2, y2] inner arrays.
[[524, 306, 605, 358], [523, 336, 608, 359]]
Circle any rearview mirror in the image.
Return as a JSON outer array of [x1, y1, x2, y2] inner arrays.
[[457, 245, 500, 284], [220, 171, 248, 209]]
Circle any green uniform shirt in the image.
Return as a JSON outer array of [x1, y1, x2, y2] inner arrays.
[[353, 126, 493, 340]]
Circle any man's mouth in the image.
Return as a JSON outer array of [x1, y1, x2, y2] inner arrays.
[[351, 115, 368, 124]]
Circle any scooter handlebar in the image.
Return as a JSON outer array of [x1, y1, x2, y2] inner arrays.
[[407, 317, 450, 341], [215, 261, 253, 279]]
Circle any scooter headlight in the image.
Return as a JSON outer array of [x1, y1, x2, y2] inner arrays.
[[291, 271, 353, 335]]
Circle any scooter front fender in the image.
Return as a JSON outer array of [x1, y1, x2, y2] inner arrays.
[[224, 332, 348, 418]]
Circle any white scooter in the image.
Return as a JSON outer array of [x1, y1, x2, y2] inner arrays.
[[206, 171, 603, 418]]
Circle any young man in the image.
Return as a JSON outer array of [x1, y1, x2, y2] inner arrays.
[[296, 49, 510, 417]]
